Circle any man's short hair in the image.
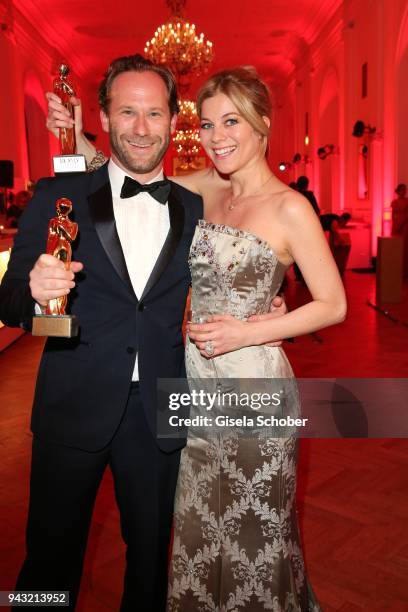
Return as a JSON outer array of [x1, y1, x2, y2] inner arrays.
[[296, 175, 309, 191], [98, 54, 179, 116]]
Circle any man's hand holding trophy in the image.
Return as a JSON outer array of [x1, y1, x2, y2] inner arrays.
[[31, 64, 85, 338]]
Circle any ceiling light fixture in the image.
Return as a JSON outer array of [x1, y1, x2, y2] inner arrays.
[[144, 0, 214, 93]]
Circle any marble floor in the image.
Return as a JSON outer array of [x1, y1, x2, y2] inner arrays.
[[0, 270, 407, 611]]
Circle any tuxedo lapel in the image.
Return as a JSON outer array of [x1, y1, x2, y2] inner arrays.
[[87, 165, 135, 298], [141, 184, 185, 300]]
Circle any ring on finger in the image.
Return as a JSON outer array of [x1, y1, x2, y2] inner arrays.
[[204, 340, 215, 356]]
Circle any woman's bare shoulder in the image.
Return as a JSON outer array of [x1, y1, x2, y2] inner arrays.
[[169, 167, 230, 195], [276, 187, 318, 222]]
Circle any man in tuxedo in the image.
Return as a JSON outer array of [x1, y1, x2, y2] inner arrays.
[[0, 54, 286, 610], [0, 54, 203, 611]]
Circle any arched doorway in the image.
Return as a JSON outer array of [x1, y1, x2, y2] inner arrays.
[[269, 88, 295, 182], [24, 71, 51, 181], [318, 68, 340, 213], [396, 16, 408, 185]]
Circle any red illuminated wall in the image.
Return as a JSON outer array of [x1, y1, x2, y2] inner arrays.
[[1, 1, 408, 257], [270, 0, 408, 255]]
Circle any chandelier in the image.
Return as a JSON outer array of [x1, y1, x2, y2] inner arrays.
[[144, 0, 214, 88], [173, 100, 202, 169], [177, 99, 198, 131], [144, 0, 214, 168]]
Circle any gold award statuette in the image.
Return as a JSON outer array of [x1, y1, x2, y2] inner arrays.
[[52, 64, 86, 174], [32, 198, 79, 338]]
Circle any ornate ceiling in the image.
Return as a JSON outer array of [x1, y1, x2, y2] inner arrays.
[[12, 0, 343, 90]]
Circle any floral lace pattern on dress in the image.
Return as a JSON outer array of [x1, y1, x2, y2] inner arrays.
[[188, 220, 287, 324], [167, 222, 321, 612]]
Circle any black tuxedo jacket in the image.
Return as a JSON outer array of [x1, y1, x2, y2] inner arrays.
[[0, 163, 203, 452]]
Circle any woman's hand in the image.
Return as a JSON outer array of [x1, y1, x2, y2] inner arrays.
[[187, 314, 251, 358]]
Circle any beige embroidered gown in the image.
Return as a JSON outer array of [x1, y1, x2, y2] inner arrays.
[[167, 221, 320, 612]]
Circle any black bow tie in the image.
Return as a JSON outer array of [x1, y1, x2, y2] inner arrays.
[[120, 175, 171, 204]]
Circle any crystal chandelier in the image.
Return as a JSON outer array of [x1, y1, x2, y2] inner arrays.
[[173, 100, 202, 169], [144, 0, 214, 89], [144, 0, 215, 168], [177, 99, 198, 131]]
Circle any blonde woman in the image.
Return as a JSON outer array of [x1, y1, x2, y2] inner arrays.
[[47, 65, 345, 611]]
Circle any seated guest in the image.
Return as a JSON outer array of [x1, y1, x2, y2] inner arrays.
[[320, 212, 351, 276], [320, 212, 351, 245], [5, 203, 21, 229], [6, 190, 31, 228]]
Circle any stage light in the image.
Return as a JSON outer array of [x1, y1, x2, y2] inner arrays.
[[317, 144, 336, 160], [292, 153, 310, 164], [352, 120, 376, 137], [304, 135, 310, 146], [352, 120, 365, 137], [279, 162, 291, 172]]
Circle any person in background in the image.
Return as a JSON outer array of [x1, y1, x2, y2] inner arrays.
[[391, 183, 408, 236], [320, 212, 351, 247], [292, 176, 321, 281], [390, 183, 408, 276], [319, 212, 351, 276], [5, 191, 31, 228], [296, 175, 320, 216], [16, 190, 32, 209]]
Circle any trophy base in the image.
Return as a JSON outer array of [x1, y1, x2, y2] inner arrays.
[[32, 314, 79, 338], [53, 154, 87, 174]]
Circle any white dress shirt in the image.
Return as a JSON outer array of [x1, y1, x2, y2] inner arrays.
[[109, 159, 170, 381]]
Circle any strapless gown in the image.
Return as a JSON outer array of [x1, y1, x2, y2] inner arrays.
[[167, 221, 321, 611]]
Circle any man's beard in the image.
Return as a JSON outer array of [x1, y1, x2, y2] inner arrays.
[[110, 131, 170, 175]]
